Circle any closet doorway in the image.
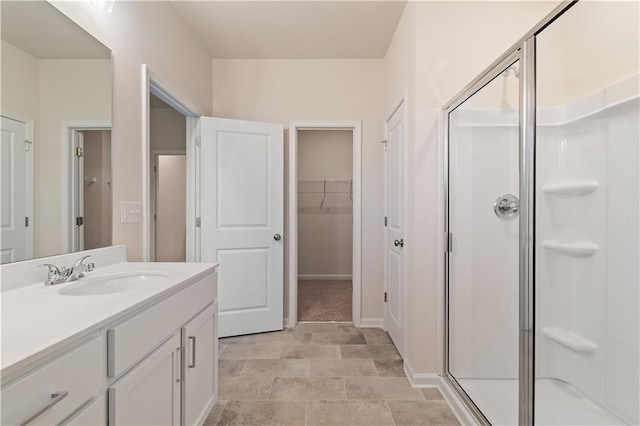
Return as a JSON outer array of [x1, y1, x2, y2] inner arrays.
[[289, 121, 362, 326]]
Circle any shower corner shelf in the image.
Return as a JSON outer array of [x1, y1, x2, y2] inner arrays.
[[542, 181, 599, 197], [542, 240, 598, 257], [542, 327, 597, 353]]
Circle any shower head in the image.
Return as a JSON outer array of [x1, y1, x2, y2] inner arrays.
[[502, 65, 520, 79]]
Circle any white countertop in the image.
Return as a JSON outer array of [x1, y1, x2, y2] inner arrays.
[[1, 258, 217, 379]]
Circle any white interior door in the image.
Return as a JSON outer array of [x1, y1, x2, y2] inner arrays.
[[1, 116, 30, 264], [384, 102, 406, 355], [198, 117, 284, 337]]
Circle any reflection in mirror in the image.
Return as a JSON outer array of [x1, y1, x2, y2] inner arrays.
[[1, 1, 112, 264]]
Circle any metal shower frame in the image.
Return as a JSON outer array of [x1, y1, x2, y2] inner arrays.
[[441, 1, 579, 424]]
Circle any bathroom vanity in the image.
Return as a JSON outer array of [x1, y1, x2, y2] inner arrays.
[[0, 246, 219, 425]]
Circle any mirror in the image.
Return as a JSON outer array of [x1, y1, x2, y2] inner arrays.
[[1, 1, 112, 264]]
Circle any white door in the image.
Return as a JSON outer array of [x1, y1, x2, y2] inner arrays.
[[1, 116, 31, 263], [198, 117, 284, 337], [384, 102, 406, 355]]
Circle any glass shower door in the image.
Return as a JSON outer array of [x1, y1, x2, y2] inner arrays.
[[447, 58, 521, 425]]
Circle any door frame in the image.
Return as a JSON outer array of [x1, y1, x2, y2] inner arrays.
[[62, 121, 111, 253], [383, 90, 409, 356], [288, 120, 362, 327], [0, 111, 34, 260], [142, 65, 200, 262], [150, 150, 186, 262]]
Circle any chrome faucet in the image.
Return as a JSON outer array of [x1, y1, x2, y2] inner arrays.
[[40, 255, 95, 286]]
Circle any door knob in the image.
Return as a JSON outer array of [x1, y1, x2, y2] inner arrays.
[[274, 234, 282, 241], [394, 239, 404, 248]]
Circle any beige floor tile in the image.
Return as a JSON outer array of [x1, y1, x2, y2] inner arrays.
[[270, 377, 346, 400], [310, 359, 378, 377], [388, 400, 460, 425], [281, 344, 341, 359], [293, 322, 339, 333], [336, 324, 359, 333], [220, 335, 257, 345], [341, 344, 401, 359], [242, 359, 310, 377], [374, 359, 405, 377], [306, 400, 395, 425], [360, 328, 389, 337], [219, 359, 246, 377], [219, 343, 283, 359], [421, 388, 445, 400], [253, 331, 313, 345], [219, 377, 274, 400], [364, 333, 394, 345], [203, 400, 227, 426], [217, 400, 306, 425], [312, 332, 366, 345], [345, 377, 425, 400]]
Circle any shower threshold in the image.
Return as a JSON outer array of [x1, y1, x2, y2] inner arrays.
[[456, 377, 626, 425]]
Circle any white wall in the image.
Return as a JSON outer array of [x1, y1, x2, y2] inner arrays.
[[212, 59, 385, 322], [50, 1, 213, 261], [0, 41, 39, 122], [156, 155, 186, 262], [150, 107, 186, 151], [298, 130, 353, 278], [385, 1, 559, 375]]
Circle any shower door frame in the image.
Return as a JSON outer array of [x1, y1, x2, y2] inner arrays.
[[441, 1, 579, 425]]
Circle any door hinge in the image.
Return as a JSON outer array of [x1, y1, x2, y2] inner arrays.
[[195, 217, 201, 228], [75, 147, 84, 157], [25, 217, 29, 227], [195, 136, 201, 147], [153, 213, 156, 221], [381, 139, 388, 151], [445, 232, 453, 252], [76, 216, 84, 226], [153, 165, 157, 173], [384, 216, 388, 227], [384, 292, 388, 303], [24, 140, 33, 152]]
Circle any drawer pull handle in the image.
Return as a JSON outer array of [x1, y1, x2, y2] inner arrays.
[[189, 336, 197, 368], [20, 391, 68, 425]]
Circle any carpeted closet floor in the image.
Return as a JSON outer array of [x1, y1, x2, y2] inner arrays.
[[297, 280, 352, 321]]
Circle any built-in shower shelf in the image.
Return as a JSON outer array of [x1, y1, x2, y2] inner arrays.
[[542, 181, 599, 197], [543, 240, 598, 257], [542, 327, 597, 353]]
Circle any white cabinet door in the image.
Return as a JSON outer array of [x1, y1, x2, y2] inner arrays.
[[108, 334, 181, 426], [198, 117, 284, 337], [384, 101, 406, 356], [183, 303, 217, 426], [1, 116, 31, 263]]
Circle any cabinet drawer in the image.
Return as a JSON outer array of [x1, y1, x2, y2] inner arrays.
[[1, 338, 103, 426], [107, 273, 216, 378], [66, 395, 105, 425]]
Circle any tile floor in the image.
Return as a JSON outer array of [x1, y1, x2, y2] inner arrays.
[[205, 323, 459, 425]]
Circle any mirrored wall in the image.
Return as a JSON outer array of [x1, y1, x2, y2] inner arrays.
[[0, 1, 113, 264], [444, 1, 639, 424]]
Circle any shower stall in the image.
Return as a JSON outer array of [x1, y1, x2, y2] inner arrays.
[[443, 1, 639, 425]]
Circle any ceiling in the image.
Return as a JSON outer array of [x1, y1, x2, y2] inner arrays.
[[170, 1, 407, 59], [0, 1, 111, 59]]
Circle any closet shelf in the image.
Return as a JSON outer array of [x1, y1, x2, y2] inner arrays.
[[542, 240, 598, 257], [542, 181, 599, 197], [542, 327, 597, 353]]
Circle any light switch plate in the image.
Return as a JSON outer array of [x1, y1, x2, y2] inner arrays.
[[120, 201, 142, 223]]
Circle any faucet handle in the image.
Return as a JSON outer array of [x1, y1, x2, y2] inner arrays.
[[73, 255, 93, 267], [40, 264, 61, 279]]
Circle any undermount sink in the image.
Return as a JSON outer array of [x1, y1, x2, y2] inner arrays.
[[58, 271, 170, 296]]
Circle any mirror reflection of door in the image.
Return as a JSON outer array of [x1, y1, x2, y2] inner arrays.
[[73, 129, 112, 251]]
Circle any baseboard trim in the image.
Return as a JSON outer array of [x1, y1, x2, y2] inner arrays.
[[403, 359, 440, 387], [438, 377, 477, 425], [298, 274, 352, 280], [283, 318, 291, 328], [359, 318, 383, 328]]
